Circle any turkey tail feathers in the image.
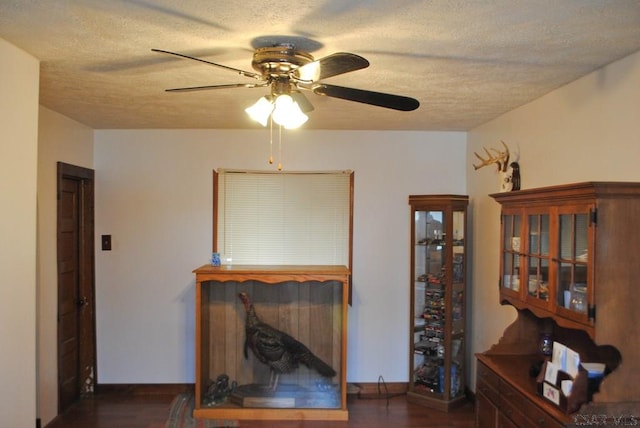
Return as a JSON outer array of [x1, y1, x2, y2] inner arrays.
[[301, 352, 337, 378]]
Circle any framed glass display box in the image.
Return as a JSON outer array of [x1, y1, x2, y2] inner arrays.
[[192, 265, 350, 421], [407, 195, 468, 411]]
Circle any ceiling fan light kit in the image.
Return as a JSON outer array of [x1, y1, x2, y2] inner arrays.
[[245, 94, 308, 129]]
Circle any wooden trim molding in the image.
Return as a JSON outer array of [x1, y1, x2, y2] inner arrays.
[[95, 382, 408, 397], [95, 383, 193, 395]]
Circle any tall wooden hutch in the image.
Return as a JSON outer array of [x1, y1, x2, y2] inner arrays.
[[476, 182, 640, 427]]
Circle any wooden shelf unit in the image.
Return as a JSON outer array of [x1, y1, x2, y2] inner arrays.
[[193, 264, 350, 421]]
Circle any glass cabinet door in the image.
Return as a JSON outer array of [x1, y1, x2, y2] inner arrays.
[[556, 211, 590, 316], [412, 208, 465, 401], [413, 209, 446, 395], [526, 214, 550, 303], [501, 213, 521, 292], [450, 209, 465, 400]]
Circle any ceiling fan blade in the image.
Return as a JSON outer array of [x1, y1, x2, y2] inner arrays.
[[164, 83, 268, 92], [292, 52, 369, 82], [151, 49, 263, 80], [312, 84, 420, 111]]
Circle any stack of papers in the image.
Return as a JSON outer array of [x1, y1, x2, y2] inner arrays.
[[539, 341, 603, 411], [542, 342, 581, 402]]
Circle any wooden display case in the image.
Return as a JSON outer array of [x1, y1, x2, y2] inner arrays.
[[193, 264, 350, 421], [407, 195, 469, 411], [477, 182, 640, 426]]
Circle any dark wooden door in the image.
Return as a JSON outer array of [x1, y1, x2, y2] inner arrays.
[[57, 163, 95, 413]]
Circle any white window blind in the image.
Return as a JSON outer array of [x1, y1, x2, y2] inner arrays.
[[216, 170, 352, 265]]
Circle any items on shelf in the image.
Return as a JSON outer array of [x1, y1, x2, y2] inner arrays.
[[536, 341, 605, 414]]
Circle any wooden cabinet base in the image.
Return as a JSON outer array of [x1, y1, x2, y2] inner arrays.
[[476, 355, 566, 428], [406, 391, 467, 412]]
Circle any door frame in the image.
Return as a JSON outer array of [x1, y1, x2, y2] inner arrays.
[[56, 162, 96, 411]]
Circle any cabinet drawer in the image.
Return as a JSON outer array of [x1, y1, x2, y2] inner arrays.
[[499, 399, 531, 428], [498, 378, 528, 411], [477, 377, 499, 405], [498, 412, 519, 428], [477, 361, 500, 391], [501, 398, 562, 428], [499, 378, 563, 428], [521, 401, 564, 428]]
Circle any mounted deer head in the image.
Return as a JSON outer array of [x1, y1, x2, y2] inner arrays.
[[473, 140, 510, 173], [473, 141, 520, 192]]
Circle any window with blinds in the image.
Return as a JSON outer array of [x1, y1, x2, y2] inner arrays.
[[215, 170, 353, 266]]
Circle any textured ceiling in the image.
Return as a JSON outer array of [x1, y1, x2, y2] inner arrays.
[[1, 0, 640, 131]]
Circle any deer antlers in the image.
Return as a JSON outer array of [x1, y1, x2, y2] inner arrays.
[[473, 140, 510, 172]]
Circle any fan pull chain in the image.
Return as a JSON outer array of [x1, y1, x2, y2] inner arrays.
[[266, 115, 284, 171], [278, 124, 283, 171], [268, 115, 274, 165]]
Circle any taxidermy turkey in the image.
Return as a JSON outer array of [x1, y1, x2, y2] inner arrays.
[[238, 292, 336, 391]]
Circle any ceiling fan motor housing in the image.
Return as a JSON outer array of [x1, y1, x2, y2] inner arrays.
[[252, 46, 314, 77], [252, 45, 315, 96]]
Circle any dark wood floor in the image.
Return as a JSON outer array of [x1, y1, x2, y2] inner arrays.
[[45, 391, 476, 428]]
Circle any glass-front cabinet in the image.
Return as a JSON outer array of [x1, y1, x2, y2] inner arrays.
[[408, 195, 468, 411], [493, 187, 601, 335]]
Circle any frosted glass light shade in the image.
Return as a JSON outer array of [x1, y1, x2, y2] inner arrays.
[[245, 96, 274, 127], [272, 95, 308, 129]]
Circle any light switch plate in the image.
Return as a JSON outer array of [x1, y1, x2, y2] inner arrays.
[[101, 235, 111, 251]]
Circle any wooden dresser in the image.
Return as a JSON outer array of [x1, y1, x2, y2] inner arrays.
[[476, 354, 567, 428]]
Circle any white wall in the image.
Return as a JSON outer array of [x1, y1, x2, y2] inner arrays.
[[37, 106, 94, 426], [467, 50, 640, 389], [93, 129, 466, 383], [0, 38, 39, 428]]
